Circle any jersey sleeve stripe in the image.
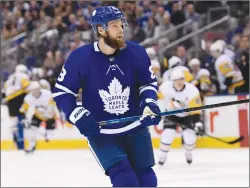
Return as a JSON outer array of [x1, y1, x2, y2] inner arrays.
[[55, 83, 77, 97], [139, 86, 157, 95], [52, 92, 66, 98], [139, 82, 157, 90]]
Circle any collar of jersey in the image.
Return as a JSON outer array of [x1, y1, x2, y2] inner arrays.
[[173, 83, 186, 92], [94, 41, 126, 53]]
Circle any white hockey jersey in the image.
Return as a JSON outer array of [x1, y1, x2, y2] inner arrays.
[[162, 66, 195, 83], [159, 81, 202, 117], [214, 54, 244, 93], [4, 72, 30, 101], [20, 89, 60, 122]]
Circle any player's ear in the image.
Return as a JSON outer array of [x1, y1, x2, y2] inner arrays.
[[97, 26, 105, 36]]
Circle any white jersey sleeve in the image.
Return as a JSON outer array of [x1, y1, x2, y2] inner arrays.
[[215, 54, 244, 92]]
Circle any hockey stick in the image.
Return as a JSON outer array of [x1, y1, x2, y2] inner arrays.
[[204, 133, 244, 145], [98, 99, 249, 126]]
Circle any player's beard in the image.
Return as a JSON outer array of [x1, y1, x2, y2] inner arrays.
[[102, 32, 126, 49]]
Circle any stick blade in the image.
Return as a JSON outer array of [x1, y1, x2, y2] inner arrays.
[[228, 136, 244, 144]]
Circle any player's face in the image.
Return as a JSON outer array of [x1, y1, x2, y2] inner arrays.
[[32, 88, 41, 98], [190, 64, 200, 74], [210, 51, 220, 58], [101, 19, 126, 49], [173, 78, 185, 91]]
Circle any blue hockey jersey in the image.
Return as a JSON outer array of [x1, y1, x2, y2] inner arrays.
[[53, 41, 158, 135]]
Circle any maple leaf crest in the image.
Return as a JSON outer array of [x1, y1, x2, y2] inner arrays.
[[98, 77, 130, 115]]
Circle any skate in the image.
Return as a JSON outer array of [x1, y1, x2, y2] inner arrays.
[[44, 132, 50, 142], [185, 151, 192, 165], [25, 141, 37, 154], [158, 156, 166, 166]]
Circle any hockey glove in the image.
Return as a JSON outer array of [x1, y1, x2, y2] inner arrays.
[[72, 108, 100, 137], [140, 100, 161, 127], [194, 122, 204, 136]]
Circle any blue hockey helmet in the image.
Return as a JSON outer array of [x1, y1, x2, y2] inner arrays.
[[90, 6, 128, 34]]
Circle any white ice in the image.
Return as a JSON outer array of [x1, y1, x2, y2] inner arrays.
[[1, 148, 249, 187]]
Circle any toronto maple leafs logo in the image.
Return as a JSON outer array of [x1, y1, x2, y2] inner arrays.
[[99, 77, 130, 115]]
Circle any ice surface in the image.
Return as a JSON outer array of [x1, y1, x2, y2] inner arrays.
[[1, 148, 249, 187]]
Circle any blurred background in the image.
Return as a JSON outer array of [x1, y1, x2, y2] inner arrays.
[[0, 0, 249, 148], [1, 0, 249, 94], [1, 1, 249, 186]]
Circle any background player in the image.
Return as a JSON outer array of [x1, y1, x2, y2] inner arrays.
[[52, 6, 161, 187], [20, 81, 60, 153], [2, 64, 31, 149], [209, 41, 245, 94], [158, 69, 204, 165]]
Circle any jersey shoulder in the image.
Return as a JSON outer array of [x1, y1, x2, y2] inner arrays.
[[65, 43, 95, 66], [176, 65, 190, 71], [15, 72, 30, 79], [185, 82, 199, 95], [125, 41, 148, 60], [41, 89, 52, 96], [216, 54, 233, 65], [159, 81, 173, 93], [23, 93, 33, 103]]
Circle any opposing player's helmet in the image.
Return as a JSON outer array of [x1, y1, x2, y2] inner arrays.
[[197, 68, 210, 79], [215, 39, 226, 48], [168, 56, 181, 69], [209, 42, 223, 54], [146, 47, 157, 60], [39, 79, 51, 90], [90, 6, 128, 34], [170, 69, 185, 81], [32, 68, 45, 79], [188, 58, 200, 67], [15, 64, 28, 74], [28, 81, 40, 91]]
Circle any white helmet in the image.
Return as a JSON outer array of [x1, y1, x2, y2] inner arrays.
[[15, 64, 28, 73], [168, 56, 181, 69], [188, 58, 200, 67], [28, 81, 40, 91], [170, 69, 184, 81], [39, 79, 51, 90], [197, 69, 210, 79], [32, 68, 45, 78], [215, 40, 226, 48], [146, 47, 156, 56], [209, 42, 223, 54], [146, 47, 156, 60]]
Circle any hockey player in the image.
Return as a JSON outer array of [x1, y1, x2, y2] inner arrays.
[[3, 64, 31, 149], [188, 58, 201, 78], [214, 39, 235, 61], [188, 59, 217, 97], [52, 6, 161, 187], [39, 79, 51, 91], [162, 56, 195, 84], [210, 42, 244, 94], [146, 47, 161, 81], [195, 69, 217, 98], [19, 81, 60, 153], [158, 69, 204, 165]]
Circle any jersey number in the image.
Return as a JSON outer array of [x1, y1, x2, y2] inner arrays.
[[58, 68, 66, 82], [149, 66, 156, 79], [11, 76, 16, 86]]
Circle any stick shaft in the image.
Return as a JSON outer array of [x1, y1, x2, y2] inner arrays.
[[98, 99, 249, 126]]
